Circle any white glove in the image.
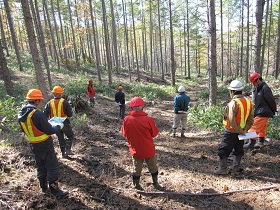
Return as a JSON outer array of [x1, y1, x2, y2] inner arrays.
[[59, 123, 64, 130], [51, 134, 57, 139]]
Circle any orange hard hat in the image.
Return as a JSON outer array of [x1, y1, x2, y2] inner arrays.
[[249, 72, 260, 83], [51, 86, 63, 94], [130, 97, 145, 108], [26, 89, 44, 100], [118, 85, 123, 90]]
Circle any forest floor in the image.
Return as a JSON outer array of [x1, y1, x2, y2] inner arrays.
[[0, 70, 280, 210]]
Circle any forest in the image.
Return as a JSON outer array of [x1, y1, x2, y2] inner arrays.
[[0, 0, 280, 209]]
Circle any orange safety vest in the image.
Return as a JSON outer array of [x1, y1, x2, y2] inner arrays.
[[50, 98, 66, 118], [20, 110, 50, 144], [223, 97, 252, 130]]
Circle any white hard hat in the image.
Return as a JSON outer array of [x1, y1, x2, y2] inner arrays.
[[228, 80, 243, 91], [178, 86, 185, 93]]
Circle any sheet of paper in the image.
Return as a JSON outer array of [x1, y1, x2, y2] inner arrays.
[[238, 132, 258, 140], [48, 117, 66, 126]]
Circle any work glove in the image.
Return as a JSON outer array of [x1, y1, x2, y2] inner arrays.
[[59, 123, 64, 130]]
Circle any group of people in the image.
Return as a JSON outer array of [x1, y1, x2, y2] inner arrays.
[[18, 71, 277, 196]]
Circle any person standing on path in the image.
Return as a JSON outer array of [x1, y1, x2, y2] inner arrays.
[[44, 86, 75, 158], [214, 80, 254, 175], [86, 79, 96, 108], [121, 97, 160, 190], [18, 89, 68, 197], [243, 72, 277, 149], [115, 85, 126, 119], [170, 86, 190, 138]]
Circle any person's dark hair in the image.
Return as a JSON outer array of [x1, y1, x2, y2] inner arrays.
[[27, 100, 36, 104], [232, 90, 242, 95]]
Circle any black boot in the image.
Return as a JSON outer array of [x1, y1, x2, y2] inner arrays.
[[254, 137, 265, 148], [65, 140, 75, 155], [151, 171, 159, 188], [39, 178, 48, 193], [214, 157, 228, 175], [243, 139, 256, 149], [60, 147, 67, 158], [49, 181, 68, 197], [132, 176, 143, 190], [229, 155, 242, 172]]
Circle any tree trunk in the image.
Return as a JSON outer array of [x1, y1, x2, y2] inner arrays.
[[0, 40, 14, 96], [169, 0, 175, 86], [0, 13, 9, 56], [157, 0, 164, 80], [208, 0, 217, 106], [253, 0, 265, 74], [245, 0, 250, 82], [4, 0, 24, 72], [220, 0, 224, 80], [101, 0, 112, 85], [275, 0, 280, 78], [21, 0, 48, 98], [31, 0, 52, 89]]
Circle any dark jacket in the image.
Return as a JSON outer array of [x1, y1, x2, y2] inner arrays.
[[253, 82, 277, 118], [115, 91, 125, 105], [174, 93, 190, 114], [18, 104, 60, 136]]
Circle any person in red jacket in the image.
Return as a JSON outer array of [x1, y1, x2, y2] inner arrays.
[[121, 97, 160, 190], [86, 79, 95, 107]]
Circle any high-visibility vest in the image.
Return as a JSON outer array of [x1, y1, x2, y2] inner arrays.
[[223, 97, 252, 130], [20, 110, 50, 144], [50, 98, 66, 118]]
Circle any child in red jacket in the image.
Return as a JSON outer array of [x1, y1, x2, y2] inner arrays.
[[121, 97, 160, 190], [86, 79, 95, 107]]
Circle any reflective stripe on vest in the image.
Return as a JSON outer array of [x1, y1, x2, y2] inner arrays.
[[50, 98, 66, 118], [20, 110, 50, 143], [223, 97, 252, 129]]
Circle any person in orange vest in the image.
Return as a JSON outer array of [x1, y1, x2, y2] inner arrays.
[[18, 89, 68, 197], [121, 97, 160, 190], [86, 79, 95, 108], [214, 80, 254, 175], [44, 86, 75, 158], [243, 72, 277, 149], [115, 85, 126, 119]]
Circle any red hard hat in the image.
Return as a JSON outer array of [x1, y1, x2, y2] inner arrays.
[[130, 97, 145, 108], [26, 89, 44, 100], [89, 79, 93, 84], [249, 72, 260, 83], [51, 86, 63, 94]]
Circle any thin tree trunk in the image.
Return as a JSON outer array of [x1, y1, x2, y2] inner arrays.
[[0, 40, 14, 96], [149, 0, 153, 78], [260, 0, 269, 74], [208, 0, 217, 106], [169, 0, 175, 86], [0, 13, 9, 56], [275, 0, 280, 78], [157, 0, 164, 80], [245, 0, 250, 82], [4, 0, 24, 72], [253, 0, 265, 73], [220, 0, 224, 80], [21, 0, 48, 98], [101, 0, 112, 84]]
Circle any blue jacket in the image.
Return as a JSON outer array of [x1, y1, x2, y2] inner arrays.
[[174, 93, 190, 114]]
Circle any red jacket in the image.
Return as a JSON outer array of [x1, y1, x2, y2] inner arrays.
[[121, 110, 159, 159], [87, 85, 95, 98]]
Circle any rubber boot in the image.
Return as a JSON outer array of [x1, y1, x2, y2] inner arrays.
[[132, 176, 143, 190], [229, 155, 242, 172], [180, 129, 186, 138], [214, 157, 228, 175], [60, 147, 67, 158], [170, 129, 176, 137], [243, 139, 256, 150], [39, 178, 48, 193], [65, 140, 75, 155], [254, 137, 265, 149], [49, 180, 68, 197], [151, 171, 159, 188]]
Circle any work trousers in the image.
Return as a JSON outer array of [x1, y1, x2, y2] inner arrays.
[[248, 116, 269, 139], [218, 131, 244, 158], [172, 113, 188, 131], [56, 120, 75, 148], [30, 138, 59, 183], [132, 155, 158, 177], [119, 104, 125, 119]]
